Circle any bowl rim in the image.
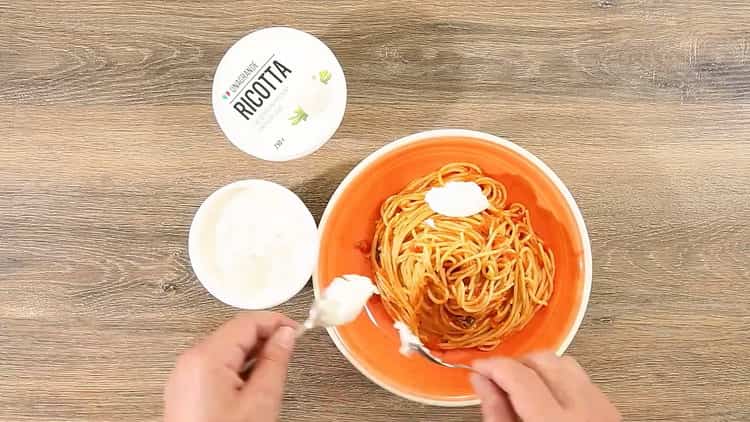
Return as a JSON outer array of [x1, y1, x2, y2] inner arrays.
[[313, 128, 593, 407]]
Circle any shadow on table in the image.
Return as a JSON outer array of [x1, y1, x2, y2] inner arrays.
[[292, 160, 358, 224]]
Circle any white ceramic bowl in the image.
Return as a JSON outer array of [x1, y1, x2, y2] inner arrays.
[[189, 179, 318, 309]]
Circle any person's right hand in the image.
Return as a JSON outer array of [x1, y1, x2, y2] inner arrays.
[[471, 352, 621, 422]]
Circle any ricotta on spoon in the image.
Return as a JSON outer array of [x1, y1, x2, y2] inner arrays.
[[394, 321, 422, 356], [306, 275, 378, 328]]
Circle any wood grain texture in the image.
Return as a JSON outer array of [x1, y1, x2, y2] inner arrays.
[[1, 1, 749, 421]]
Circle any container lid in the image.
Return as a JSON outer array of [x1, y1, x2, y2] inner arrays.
[[212, 27, 347, 161], [188, 180, 318, 309]]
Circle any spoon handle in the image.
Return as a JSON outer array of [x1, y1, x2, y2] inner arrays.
[[294, 324, 309, 338], [414, 344, 475, 371], [240, 322, 309, 374]]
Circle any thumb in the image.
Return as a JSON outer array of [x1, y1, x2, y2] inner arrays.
[[242, 326, 296, 417], [470, 373, 517, 422]]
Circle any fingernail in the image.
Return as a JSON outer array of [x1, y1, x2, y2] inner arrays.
[[275, 326, 296, 350]]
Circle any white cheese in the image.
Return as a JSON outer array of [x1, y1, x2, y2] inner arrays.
[[424, 181, 489, 218], [308, 275, 378, 327], [394, 321, 422, 356]]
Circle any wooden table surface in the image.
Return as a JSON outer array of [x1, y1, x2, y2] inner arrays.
[[2, 1, 749, 421]]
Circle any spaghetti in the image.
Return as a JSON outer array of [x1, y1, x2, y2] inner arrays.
[[371, 163, 555, 351]]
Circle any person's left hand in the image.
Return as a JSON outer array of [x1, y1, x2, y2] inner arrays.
[[164, 312, 298, 422]]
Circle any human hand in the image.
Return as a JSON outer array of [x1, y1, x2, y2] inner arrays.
[[164, 312, 297, 422], [471, 352, 621, 422]]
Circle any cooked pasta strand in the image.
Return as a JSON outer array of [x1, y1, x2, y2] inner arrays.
[[371, 163, 555, 351]]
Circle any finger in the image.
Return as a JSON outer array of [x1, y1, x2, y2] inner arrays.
[[203, 312, 297, 372], [473, 358, 563, 420], [242, 326, 296, 417], [561, 355, 592, 381], [470, 373, 517, 422], [558, 356, 619, 417], [519, 352, 579, 407]]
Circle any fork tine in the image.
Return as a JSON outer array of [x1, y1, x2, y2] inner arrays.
[[413, 344, 473, 371]]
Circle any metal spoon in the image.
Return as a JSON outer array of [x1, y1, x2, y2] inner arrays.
[[240, 302, 325, 374], [403, 340, 474, 371]]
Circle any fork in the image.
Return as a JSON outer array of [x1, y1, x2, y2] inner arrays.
[[404, 341, 475, 371]]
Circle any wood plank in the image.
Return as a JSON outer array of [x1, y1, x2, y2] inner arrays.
[[3, 2, 750, 106], [2, 1, 749, 421]]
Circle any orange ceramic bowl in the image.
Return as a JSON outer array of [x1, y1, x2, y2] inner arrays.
[[314, 129, 592, 406]]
